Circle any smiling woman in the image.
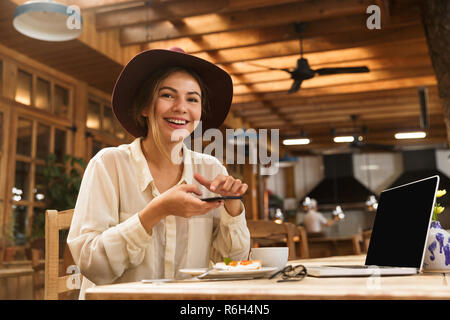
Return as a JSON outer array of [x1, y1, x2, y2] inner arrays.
[[132, 66, 208, 162], [67, 47, 250, 299]]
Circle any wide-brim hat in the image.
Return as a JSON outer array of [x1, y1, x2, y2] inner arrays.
[[112, 47, 233, 138]]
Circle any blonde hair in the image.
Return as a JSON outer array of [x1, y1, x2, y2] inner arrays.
[[132, 67, 210, 162]]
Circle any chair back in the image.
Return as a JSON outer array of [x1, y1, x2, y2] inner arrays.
[[44, 209, 81, 300], [362, 230, 372, 253], [246, 220, 296, 260], [294, 225, 310, 259]]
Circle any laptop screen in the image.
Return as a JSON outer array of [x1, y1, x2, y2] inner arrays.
[[365, 175, 439, 268]]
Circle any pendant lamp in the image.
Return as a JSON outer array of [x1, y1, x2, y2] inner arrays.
[[13, 1, 82, 41]]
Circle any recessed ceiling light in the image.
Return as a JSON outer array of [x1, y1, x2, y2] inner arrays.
[[333, 136, 354, 143], [394, 131, 426, 139], [282, 138, 310, 145]]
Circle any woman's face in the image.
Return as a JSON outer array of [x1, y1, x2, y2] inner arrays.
[[143, 70, 202, 144]]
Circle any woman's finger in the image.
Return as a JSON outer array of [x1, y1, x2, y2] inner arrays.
[[179, 184, 202, 196], [210, 174, 227, 192], [238, 183, 248, 195], [222, 176, 235, 192], [231, 179, 242, 194], [193, 173, 211, 189]]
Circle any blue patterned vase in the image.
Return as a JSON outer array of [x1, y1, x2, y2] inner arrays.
[[423, 221, 450, 270]]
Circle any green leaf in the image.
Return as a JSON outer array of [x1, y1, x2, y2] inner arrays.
[[224, 257, 232, 265]]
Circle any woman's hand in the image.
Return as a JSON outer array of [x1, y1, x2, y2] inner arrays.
[[138, 184, 223, 233], [194, 173, 248, 217]]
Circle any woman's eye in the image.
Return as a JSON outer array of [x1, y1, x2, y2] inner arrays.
[[188, 97, 200, 103], [161, 93, 173, 98]]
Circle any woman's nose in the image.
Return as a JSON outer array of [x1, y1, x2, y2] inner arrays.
[[171, 97, 188, 113]]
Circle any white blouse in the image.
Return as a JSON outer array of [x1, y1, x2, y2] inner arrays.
[[67, 137, 250, 299]]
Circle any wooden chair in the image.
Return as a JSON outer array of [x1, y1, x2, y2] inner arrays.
[[31, 247, 45, 299], [45, 209, 81, 300], [294, 225, 310, 259], [362, 230, 372, 253], [246, 220, 296, 260]]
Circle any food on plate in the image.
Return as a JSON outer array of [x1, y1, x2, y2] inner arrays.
[[214, 258, 262, 270]]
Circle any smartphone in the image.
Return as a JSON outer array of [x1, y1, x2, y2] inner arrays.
[[200, 196, 243, 202]]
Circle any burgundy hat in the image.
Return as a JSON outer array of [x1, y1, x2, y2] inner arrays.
[[112, 47, 233, 138]]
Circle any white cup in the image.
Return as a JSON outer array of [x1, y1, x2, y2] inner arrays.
[[249, 247, 289, 271]]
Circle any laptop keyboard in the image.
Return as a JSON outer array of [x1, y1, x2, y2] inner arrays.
[[323, 265, 398, 269]]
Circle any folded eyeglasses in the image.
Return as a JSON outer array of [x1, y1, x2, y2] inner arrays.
[[269, 264, 307, 282]]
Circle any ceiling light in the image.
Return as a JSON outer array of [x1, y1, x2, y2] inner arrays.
[[282, 138, 310, 145], [13, 1, 83, 42], [394, 131, 426, 140], [333, 136, 354, 143]]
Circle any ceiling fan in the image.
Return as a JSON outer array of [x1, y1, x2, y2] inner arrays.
[[250, 22, 371, 93], [331, 115, 395, 152]]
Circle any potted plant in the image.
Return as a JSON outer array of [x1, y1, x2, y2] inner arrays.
[[423, 190, 450, 270], [28, 153, 86, 258], [4, 215, 16, 262]]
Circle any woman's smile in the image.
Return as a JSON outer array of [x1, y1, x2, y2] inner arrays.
[[164, 116, 190, 129]]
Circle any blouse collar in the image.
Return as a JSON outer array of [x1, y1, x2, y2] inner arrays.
[[130, 137, 194, 192]]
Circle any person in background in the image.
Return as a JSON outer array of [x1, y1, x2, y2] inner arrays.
[[302, 198, 335, 237]]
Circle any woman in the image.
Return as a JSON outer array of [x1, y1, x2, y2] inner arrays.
[[68, 47, 251, 299]]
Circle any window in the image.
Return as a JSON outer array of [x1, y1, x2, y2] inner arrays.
[[12, 116, 70, 246], [14, 68, 72, 118], [15, 69, 32, 106], [16, 117, 32, 157], [85, 95, 129, 160], [86, 97, 127, 140], [54, 84, 69, 117], [35, 77, 51, 112], [87, 100, 101, 130]]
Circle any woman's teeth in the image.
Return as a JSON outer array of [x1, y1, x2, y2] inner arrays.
[[166, 118, 187, 125]]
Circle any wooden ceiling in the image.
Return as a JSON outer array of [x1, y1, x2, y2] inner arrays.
[[0, 0, 446, 154]]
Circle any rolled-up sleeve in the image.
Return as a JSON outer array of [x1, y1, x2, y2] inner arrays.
[[210, 163, 250, 262], [67, 151, 152, 285]]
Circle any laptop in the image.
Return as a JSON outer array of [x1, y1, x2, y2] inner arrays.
[[306, 175, 439, 277]]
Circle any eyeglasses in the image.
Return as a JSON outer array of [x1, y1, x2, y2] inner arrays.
[[269, 264, 307, 282]]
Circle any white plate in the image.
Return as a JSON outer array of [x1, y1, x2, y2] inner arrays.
[[179, 267, 278, 279]]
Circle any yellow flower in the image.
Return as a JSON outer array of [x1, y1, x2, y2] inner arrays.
[[436, 190, 447, 198], [435, 206, 445, 214]]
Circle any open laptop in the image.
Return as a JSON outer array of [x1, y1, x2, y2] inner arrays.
[[306, 175, 439, 277]]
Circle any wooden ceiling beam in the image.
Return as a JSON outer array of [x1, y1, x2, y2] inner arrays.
[[193, 24, 425, 65], [142, 7, 419, 52], [120, 0, 373, 44], [232, 75, 437, 104], [254, 109, 438, 127], [279, 113, 445, 132], [96, 0, 229, 31], [223, 38, 429, 76], [231, 54, 432, 86], [58, 0, 183, 11], [232, 86, 439, 110], [279, 102, 442, 123], [279, 96, 441, 115], [233, 66, 435, 95], [234, 91, 441, 116], [265, 119, 445, 139]]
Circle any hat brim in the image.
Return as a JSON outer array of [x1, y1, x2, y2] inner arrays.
[[112, 49, 233, 138]]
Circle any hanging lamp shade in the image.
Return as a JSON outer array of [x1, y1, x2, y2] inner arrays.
[[13, 1, 82, 41]]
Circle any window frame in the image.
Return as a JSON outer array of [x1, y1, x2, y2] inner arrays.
[[14, 65, 73, 121]]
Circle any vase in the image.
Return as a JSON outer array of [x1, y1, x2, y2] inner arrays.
[[423, 221, 450, 270]]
